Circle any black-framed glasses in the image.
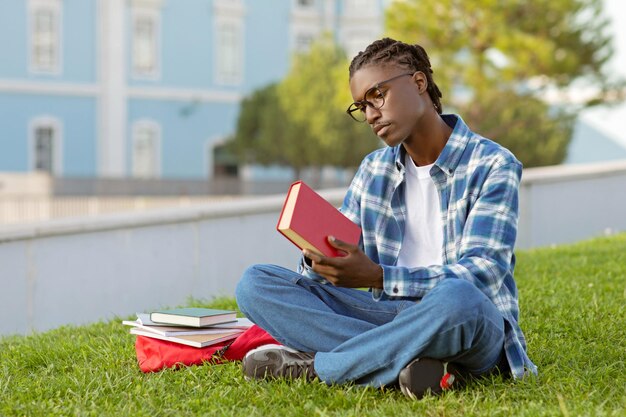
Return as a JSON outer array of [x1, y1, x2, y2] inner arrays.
[[346, 73, 414, 122]]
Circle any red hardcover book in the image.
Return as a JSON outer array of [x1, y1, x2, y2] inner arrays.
[[277, 181, 361, 257]]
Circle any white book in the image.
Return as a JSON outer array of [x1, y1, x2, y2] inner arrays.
[[135, 313, 254, 330], [130, 328, 240, 348], [122, 318, 245, 337]]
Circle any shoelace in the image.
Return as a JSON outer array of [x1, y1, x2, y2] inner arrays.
[[283, 353, 316, 380]]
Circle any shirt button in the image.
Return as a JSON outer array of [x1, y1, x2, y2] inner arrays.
[[393, 287, 399, 294]]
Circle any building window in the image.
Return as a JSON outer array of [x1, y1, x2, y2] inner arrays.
[[212, 142, 239, 178], [296, 0, 316, 7], [132, 121, 161, 178], [213, 0, 245, 85], [35, 127, 55, 173], [132, 9, 160, 78], [295, 33, 315, 52], [345, 0, 376, 15], [29, 0, 62, 73], [289, 0, 320, 53], [215, 20, 243, 85], [344, 33, 374, 60], [30, 117, 62, 175]]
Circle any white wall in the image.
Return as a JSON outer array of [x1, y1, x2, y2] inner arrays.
[[2, 160, 626, 335], [517, 160, 626, 248], [0, 172, 51, 196], [0, 196, 304, 335]]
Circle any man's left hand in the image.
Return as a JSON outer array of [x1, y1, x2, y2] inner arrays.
[[303, 236, 383, 289]]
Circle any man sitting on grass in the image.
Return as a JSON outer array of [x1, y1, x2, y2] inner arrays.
[[235, 37, 537, 399]]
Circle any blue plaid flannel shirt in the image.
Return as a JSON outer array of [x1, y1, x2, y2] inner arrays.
[[300, 114, 537, 379]]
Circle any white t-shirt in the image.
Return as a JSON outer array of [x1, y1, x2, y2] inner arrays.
[[396, 154, 444, 268]]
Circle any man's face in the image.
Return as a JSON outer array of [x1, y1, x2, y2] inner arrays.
[[349, 65, 429, 147]]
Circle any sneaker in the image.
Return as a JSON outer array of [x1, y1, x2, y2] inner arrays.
[[398, 358, 463, 400], [242, 344, 317, 381]]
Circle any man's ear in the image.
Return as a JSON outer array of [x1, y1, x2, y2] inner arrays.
[[413, 71, 428, 94]]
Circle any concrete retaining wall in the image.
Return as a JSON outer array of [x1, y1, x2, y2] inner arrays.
[[2, 160, 625, 335]]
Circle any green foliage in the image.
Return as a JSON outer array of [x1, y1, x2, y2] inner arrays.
[[279, 36, 379, 168], [2, 235, 626, 416], [227, 83, 297, 167], [386, 0, 619, 167], [228, 36, 378, 178], [464, 90, 576, 167]]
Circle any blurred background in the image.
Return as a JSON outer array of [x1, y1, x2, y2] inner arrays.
[[1, 0, 625, 334], [0, 0, 624, 223]]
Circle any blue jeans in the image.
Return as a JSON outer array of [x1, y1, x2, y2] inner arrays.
[[235, 264, 505, 387]]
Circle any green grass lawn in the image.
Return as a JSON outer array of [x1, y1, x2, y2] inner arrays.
[[2, 235, 625, 416]]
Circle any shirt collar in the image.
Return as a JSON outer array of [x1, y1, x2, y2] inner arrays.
[[435, 114, 472, 177], [393, 114, 473, 177]]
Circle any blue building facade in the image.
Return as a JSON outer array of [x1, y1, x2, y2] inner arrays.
[[0, 0, 383, 179]]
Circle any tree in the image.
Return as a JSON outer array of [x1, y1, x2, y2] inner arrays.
[[386, 0, 621, 167], [227, 83, 310, 172], [278, 35, 378, 171], [227, 36, 378, 179], [467, 89, 575, 166]]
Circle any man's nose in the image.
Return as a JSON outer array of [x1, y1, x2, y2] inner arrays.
[[365, 105, 381, 124]]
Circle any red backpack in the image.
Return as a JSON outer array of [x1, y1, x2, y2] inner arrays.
[[135, 325, 280, 373]]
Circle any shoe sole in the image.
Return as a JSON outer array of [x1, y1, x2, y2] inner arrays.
[[242, 344, 315, 381]]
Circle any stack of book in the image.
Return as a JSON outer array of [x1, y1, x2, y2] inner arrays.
[[123, 307, 253, 348]]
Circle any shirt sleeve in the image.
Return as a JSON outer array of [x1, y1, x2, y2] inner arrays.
[[377, 161, 522, 300], [340, 159, 368, 226]]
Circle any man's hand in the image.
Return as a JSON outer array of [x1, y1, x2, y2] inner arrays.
[[303, 236, 383, 288]]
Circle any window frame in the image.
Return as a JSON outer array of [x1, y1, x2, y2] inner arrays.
[[344, 0, 377, 16], [131, 7, 161, 80], [212, 0, 245, 86], [131, 120, 162, 179], [29, 116, 63, 175], [28, 0, 63, 75], [294, 0, 316, 8], [213, 18, 244, 86]]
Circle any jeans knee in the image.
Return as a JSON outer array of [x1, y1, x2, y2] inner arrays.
[[434, 279, 482, 299], [235, 264, 265, 312], [429, 279, 489, 320], [236, 264, 292, 312]]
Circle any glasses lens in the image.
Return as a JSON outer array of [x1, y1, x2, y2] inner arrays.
[[365, 88, 385, 110], [347, 103, 367, 122]]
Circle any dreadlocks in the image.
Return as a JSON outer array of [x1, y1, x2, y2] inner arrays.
[[349, 38, 443, 114]]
